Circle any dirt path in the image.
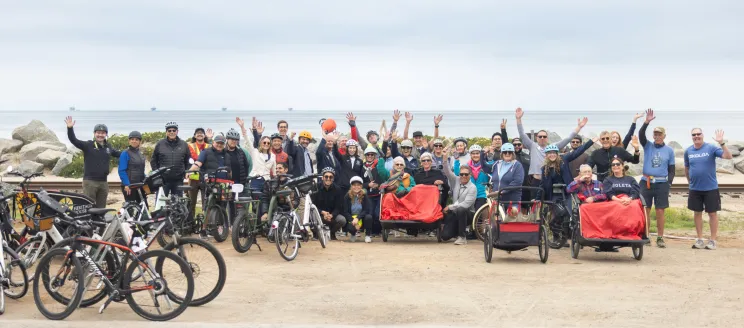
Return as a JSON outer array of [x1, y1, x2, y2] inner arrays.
[[3, 235, 744, 327]]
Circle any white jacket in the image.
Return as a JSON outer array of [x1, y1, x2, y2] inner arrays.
[[243, 131, 276, 179]]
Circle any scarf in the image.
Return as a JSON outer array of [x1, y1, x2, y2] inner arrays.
[[469, 159, 483, 180]]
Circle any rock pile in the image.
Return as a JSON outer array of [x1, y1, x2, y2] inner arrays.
[[0, 120, 73, 174]]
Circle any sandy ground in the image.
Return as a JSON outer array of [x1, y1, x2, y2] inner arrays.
[[3, 231, 744, 327]]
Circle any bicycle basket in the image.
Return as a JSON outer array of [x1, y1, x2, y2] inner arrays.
[[22, 204, 54, 231], [286, 176, 317, 195], [208, 178, 234, 201]]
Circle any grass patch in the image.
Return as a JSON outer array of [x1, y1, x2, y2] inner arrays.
[[58, 132, 165, 178], [647, 207, 744, 232]]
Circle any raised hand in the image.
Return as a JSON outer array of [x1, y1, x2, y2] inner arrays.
[[206, 128, 214, 139], [591, 137, 599, 144], [393, 109, 401, 122], [714, 129, 725, 144], [515, 107, 524, 120], [434, 114, 443, 126], [290, 131, 297, 139], [256, 121, 265, 134], [631, 135, 640, 149], [405, 112, 413, 123], [64, 116, 75, 128], [386, 130, 393, 141], [236, 117, 245, 128], [500, 119, 507, 130], [391, 131, 399, 141], [346, 112, 357, 122], [644, 108, 655, 123], [251, 117, 258, 129], [421, 138, 429, 149], [577, 117, 588, 129], [633, 112, 643, 122]]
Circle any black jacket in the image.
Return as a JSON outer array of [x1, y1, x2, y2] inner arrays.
[[515, 150, 530, 184], [603, 175, 641, 200], [316, 139, 340, 180], [363, 160, 383, 197], [285, 139, 313, 178], [333, 144, 364, 190], [67, 127, 121, 181], [413, 167, 450, 207], [342, 193, 372, 222], [151, 137, 191, 180], [311, 183, 343, 218], [588, 146, 639, 181]]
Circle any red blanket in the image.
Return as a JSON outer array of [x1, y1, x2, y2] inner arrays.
[[579, 197, 646, 240], [380, 185, 443, 223]]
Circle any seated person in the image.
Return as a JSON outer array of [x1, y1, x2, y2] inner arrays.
[[603, 156, 641, 206], [413, 152, 449, 208], [311, 167, 347, 240], [259, 162, 297, 222], [440, 166, 477, 245], [376, 156, 416, 196], [566, 164, 607, 204], [489, 143, 525, 203], [343, 176, 373, 243]]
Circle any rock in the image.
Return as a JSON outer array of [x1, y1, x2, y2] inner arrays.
[[306, 138, 320, 163], [12, 120, 60, 145], [627, 163, 643, 176], [728, 140, 744, 151], [547, 131, 563, 145], [52, 153, 74, 175], [36, 150, 67, 168], [674, 149, 685, 157], [726, 145, 740, 157], [17, 160, 44, 176], [734, 157, 744, 174], [674, 158, 686, 176], [668, 141, 683, 150], [0, 138, 24, 155], [716, 158, 735, 174], [18, 141, 66, 162]]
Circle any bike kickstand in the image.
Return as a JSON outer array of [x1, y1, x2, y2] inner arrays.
[[99, 291, 119, 314]]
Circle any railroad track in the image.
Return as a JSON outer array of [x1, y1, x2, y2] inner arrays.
[[11, 180, 744, 194]]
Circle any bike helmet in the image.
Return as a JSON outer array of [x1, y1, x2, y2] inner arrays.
[[165, 122, 179, 130], [346, 139, 359, 147], [321, 167, 335, 176], [468, 144, 482, 153], [453, 137, 468, 146], [226, 128, 240, 141], [366, 130, 379, 139], [544, 144, 560, 153], [501, 143, 515, 152], [128, 131, 142, 140], [364, 146, 378, 155], [270, 133, 283, 141], [350, 176, 363, 185], [400, 139, 414, 148], [93, 124, 108, 133], [213, 134, 226, 143], [299, 130, 312, 140]]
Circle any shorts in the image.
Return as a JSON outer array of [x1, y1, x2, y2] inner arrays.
[[687, 189, 721, 213], [640, 181, 670, 209]]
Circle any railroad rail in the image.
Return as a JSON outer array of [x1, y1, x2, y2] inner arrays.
[[6, 180, 744, 195]]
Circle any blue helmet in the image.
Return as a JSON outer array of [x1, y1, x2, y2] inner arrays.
[[544, 144, 560, 153], [501, 143, 515, 152]]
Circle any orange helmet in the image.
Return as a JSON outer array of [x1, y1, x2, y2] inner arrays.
[[299, 130, 312, 140]]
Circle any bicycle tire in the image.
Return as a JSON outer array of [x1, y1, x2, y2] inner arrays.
[[207, 206, 229, 242], [2, 245, 29, 300], [275, 214, 299, 261], [542, 206, 566, 249], [0, 276, 4, 315], [124, 250, 194, 321], [158, 237, 226, 306], [33, 248, 84, 320], [231, 213, 255, 253], [16, 236, 49, 280], [310, 208, 326, 249], [472, 203, 490, 242]]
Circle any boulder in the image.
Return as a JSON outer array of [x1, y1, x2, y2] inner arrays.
[[306, 138, 320, 163], [728, 140, 744, 151], [674, 149, 685, 157], [52, 153, 74, 175], [36, 150, 67, 168], [547, 131, 563, 145], [726, 145, 740, 157], [627, 163, 643, 176], [12, 120, 60, 145], [675, 158, 686, 176], [0, 138, 24, 155], [668, 141, 683, 150], [18, 141, 66, 162], [716, 158, 735, 174], [17, 160, 44, 176], [734, 157, 744, 174]]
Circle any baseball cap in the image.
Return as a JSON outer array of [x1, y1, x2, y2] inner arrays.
[[653, 127, 666, 134], [432, 139, 443, 145], [400, 139, 414, 148], [213, 134, 226, 143], [412, 131, 423, 138]]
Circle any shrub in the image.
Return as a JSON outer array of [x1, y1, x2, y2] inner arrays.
[[58, 153, 85, 178]]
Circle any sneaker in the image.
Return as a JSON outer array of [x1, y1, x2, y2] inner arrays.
[[349, 235, 357, 243], [705, 240, 717, 250], [656, 237, 666, 248], [365, 236, 372, 243], [692, 239, 705, 249], [199, 231, 210, 240], [454, 237, 467, 245]]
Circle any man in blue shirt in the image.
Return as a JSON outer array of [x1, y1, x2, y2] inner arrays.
[[684, 128, 732, 250], [639, 109, 676, 248]]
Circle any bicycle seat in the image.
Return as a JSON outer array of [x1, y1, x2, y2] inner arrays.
[[177, 185, 193, 192], [88, 208, 116, 216]]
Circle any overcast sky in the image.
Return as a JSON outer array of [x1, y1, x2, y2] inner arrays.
[[1, 0, 743, 111]]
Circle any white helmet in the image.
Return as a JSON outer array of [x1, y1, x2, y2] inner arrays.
[[346, 139, 359, 147], [468, 145, 482, 153], [350, 176, 363, 185]]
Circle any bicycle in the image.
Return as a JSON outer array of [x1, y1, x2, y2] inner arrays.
[[541, 183, 574, 249], [230, 182, 263, 253], [33, 218, 194, 321], [0, 192, 29, 315], [472, 182, 494, 242], [200, 167, 234, 242], [272, 174, 328, 261]]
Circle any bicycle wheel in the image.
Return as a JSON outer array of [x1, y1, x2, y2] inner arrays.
[[542, 206, 566, 249], [231, 213, 256, 253], [33, 248, 85, 320], [16, 236, 49, 280], [309, 208, 327, 249], [158, 237, 225, 306], [207, 206, 229, 242], [124, 250, 194, 321], [2, 245, 29, 300], [275, 214, 299, 261], [472, 203, 490, 242], [157, 229, 174, 248]]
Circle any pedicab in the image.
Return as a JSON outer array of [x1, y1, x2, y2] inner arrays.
[[484, 186, 549, 263], [379, 184, 444, 242], [568, 194, 649, 260]]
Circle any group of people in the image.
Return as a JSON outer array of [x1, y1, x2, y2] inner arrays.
[[64, 107, 732, 249]]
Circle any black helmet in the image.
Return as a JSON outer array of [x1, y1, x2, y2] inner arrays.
[[165, 122, 179, 130], [94, 124, 108, 133], [453, 137, 468, 145], [366, 130, 379, 138], [270, 133, 283, 141], [226, 129, 240, 141], [128, 131, 142, 140]]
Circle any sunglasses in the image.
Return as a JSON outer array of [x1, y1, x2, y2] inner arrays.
[[323, 175, 334, 180], [394, 163, 405, 166], [611, 162, 623, 167], [513, 144, 522, 147], [537, 135, 548, 139], [691, 133, 702, 137], [167, 129, 177, 133], [401, 146, 412, 149], [261, 141, 270, 145], [459, 173, 470, 177], [421, 159, 431, 162], [434, 144, 443, 148], [365, 153, 376, 156], [502, 151, 514, 155], [601, 137, 610, 141]]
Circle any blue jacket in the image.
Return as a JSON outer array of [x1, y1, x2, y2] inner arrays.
[[541, 140, 595, 200], [489, 160, 525, 202], [454, 159, 492, 199]]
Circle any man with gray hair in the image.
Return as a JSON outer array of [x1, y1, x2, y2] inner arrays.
[[441, 162, 477, 245], [566, 164, 607, 203], [684, 128, 732, 250]]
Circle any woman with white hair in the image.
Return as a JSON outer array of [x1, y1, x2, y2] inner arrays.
[[414, 152, 449, 207], [376, 155, 416, 196]]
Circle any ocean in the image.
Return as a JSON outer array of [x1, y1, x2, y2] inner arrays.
[[1, 109, 741, 149]]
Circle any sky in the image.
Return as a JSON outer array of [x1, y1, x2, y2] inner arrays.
[[1, 0, 743, 112]]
